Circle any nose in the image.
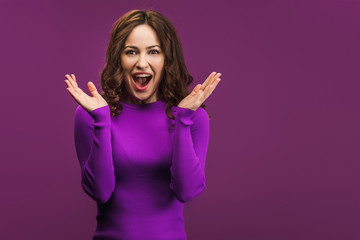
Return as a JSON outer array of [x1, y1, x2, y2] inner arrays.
[[135, 54, 149, 69]]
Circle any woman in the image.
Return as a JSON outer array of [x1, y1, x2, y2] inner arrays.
[[65, 9, 221, 240]]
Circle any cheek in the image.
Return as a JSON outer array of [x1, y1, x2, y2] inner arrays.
[[121, 57, 134, 72], [154, 58, 165, 71]]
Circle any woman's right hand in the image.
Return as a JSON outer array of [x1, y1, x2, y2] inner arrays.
[[65, 74, 108, 113]]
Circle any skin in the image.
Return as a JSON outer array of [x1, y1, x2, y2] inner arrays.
[[64, 25, 221, 112], [121, 24, 165, 105], [177, 71, 221, 111]]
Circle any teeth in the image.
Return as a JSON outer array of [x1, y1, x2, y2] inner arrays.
[[133, 74, 151, 77]]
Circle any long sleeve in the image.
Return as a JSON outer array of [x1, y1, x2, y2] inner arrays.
[[170, 106, 210, 203], [74, 105, 115, 204]]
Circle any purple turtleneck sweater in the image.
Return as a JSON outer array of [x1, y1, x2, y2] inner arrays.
[[74, 98, 209, 240]]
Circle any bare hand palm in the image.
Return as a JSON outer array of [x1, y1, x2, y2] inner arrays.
[[65, 74, 108, 113], [178, 72, 221, 111]]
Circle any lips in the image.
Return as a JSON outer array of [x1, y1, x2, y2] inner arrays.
[[131, 72, 152, 91]]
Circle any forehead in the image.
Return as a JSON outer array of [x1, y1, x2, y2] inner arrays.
[[125, 24, 160, 46]]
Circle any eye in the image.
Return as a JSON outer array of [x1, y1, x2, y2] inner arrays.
[[149, 49, 160, 54], [125, 50, 136, 55]]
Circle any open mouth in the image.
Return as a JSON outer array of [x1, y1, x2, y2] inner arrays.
[[132, 73, 152, 90]]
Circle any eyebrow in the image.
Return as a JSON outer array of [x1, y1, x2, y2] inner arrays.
[[124, 45, 161, 49]]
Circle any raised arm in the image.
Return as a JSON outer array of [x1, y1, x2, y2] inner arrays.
[[65, 73, 115, 203], [74, 105, 115, 204], [170, 106, 210, 202], [170, 71, 221, 202]]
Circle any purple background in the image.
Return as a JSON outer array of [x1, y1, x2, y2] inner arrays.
[[1, 0, 359, 239]]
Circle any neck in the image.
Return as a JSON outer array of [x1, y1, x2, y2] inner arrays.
[[121, 92, 163, 105]]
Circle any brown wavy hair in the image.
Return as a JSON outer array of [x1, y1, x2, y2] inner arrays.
[[99, 9, 211, 121]]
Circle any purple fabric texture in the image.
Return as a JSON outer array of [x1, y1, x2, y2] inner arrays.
[[74, 98, 209, 239]]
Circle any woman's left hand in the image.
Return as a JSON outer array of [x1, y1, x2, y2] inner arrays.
[[178, 72, 221, 111]]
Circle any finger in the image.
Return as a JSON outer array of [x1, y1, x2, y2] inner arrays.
[[202, 78, 221, 101], [87, 82, 98, 97], [201, 72, 221, 91], [71, 74, 79, 88], [207, 73, 221, 88], [65, 76, 82, 96], [200, 72, 216, 91], [189, 84, 202, 96], [65, 74, 77, 89], [66, 87, 81, 105], [210, 73, 222, 86], [64, 79, 72, 89], [193, 84, 202, 93], [65, 79, 83, 99]]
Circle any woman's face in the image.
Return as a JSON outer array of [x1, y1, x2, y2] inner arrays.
[[121, 24, 165, 104]]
